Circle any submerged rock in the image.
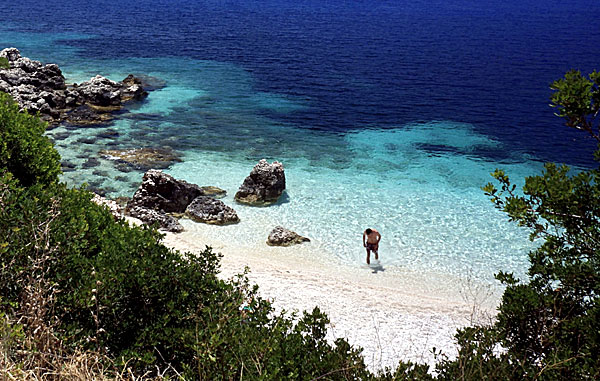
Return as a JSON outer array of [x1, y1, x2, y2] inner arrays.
[[235, 159, 286, 205], [185, 196, 240, 225], [99, 147, 182, 170], [266, 226, 310, 246], [66, 104, 114, 126], [200, 186, 227, 198]]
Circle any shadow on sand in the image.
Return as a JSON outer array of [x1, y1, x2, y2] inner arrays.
[[362, 261, 385, 274]]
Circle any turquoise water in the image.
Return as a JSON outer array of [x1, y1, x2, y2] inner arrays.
[[1, 21, 558, 283], [42, 50, 540, 282]]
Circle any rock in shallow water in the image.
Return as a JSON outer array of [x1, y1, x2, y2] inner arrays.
[[185, 196, 240, 225], [99, 147, 182, 170], [127, 169, 203, 213], [235, 159, 286, 205], [199, 186, 227, 198], [267, 226, 310, 246]]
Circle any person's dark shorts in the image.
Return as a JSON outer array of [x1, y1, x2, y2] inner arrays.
[[366, 242, 378, 251]]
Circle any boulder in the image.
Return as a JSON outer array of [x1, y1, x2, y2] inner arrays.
[[127, 206, 184, 233], [234, 159, 286, 205], [127, 169, 204, 213], [266, 226, 310, 246], [74, 75, 123, 108], [185, 196, 240, 225], [99, 147, 182, 170]]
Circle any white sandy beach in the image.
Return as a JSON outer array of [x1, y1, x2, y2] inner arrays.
[[160, 218, 501, 372]]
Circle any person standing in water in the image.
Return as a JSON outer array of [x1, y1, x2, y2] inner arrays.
[[363, 228, 381, 265]]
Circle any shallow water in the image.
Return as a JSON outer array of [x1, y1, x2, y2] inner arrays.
[[2, 0, 600, 284]]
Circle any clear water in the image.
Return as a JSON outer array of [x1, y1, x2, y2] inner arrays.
[[2, 0, 600, 283]]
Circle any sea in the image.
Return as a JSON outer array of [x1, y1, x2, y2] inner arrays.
[[2, 0, 599, 284]]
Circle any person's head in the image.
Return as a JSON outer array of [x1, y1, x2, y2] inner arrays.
[[365, 228, 372, 235]]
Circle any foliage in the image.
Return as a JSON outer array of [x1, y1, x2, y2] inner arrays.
[[0, 172, 378, 379], [0, 92, 60, 187], [0, 97, 377, 379], [0, 57, 9, 69], [550, 69, 600, 142], [470, 70, 600, 379], [5, 54, 599, 379]]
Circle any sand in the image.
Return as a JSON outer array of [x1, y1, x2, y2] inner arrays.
[[159, 218, 501, 372]]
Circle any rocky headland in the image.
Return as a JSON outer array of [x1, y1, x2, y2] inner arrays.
[[0, 47, 151, 126]]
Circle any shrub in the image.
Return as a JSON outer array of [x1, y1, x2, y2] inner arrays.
[[0, 86, 380, 379], [0, 175, 377, 379], [0, 57, 9, 69], [0, 92, 60, 187]]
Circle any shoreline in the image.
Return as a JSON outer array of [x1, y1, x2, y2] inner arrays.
[[160, 218, 502, 371]]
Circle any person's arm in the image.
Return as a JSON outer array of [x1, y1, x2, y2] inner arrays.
[[363, 232, 366, 247], [376, 232, 381, 243]]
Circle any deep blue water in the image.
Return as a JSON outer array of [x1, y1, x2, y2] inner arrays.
[[3, 0, 600, 167], [2, 0, 600, 281]]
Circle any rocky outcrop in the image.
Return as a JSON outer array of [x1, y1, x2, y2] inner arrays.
[[185, 196, 240, 225], [100, 147, 182, 170], [127, 205, 184, 233], [234, 159, 286, 205], [266, 226, 310, 246], [127, 169, 203, 213], [0, 47, 151, 125], [73, 74, 147, 109], [125, 170, 238, 229]]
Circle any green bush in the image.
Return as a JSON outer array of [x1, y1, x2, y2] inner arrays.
[[0, 92, 60, 187], [0, 175, 377, 379], [0, 57, 9, 69], [0, 87, 380, 379]]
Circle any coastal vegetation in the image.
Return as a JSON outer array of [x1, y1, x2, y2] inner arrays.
[[1, 69, 599, 379]]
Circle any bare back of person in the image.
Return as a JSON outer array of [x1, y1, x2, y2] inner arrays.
[[362, 228, 381, 265]]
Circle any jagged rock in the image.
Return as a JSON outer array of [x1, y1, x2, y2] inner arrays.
[[75, 74, 147, 107], [0, 47, 151, 125], [185, 196, 240, 225], [126, 74, 166, 92], [127, 169, 204, 213], [127, 205, 184, 232], [234, 159, 286, 205], [0, 47, 21, 62], [74, 75, 122, 108], [99, 147, 182, 170], [91, 193, 122, 219], [266, 226, 310, 246]]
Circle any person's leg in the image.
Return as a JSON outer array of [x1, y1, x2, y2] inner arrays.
[[374, 250, 379, 261], [366, 248, 371, 265]]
